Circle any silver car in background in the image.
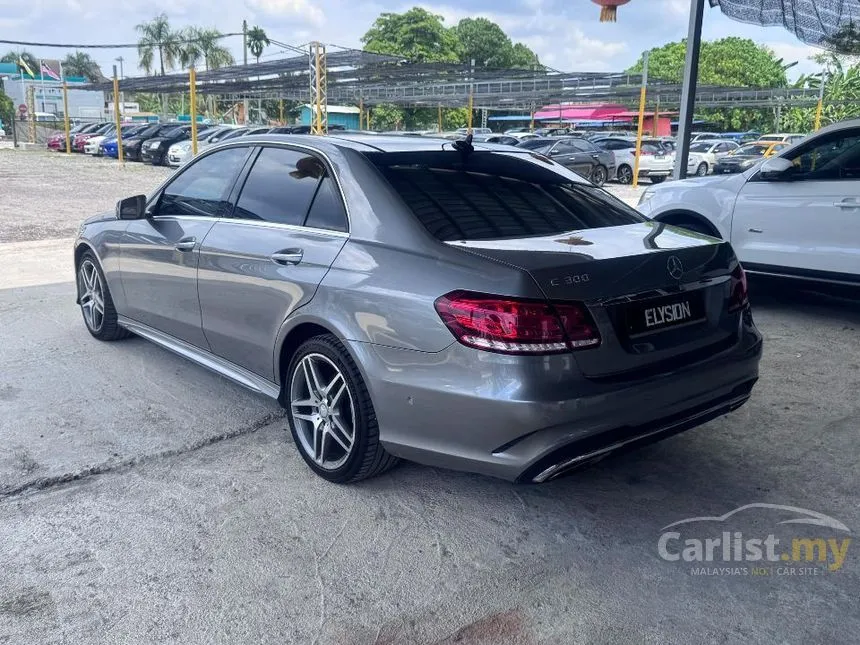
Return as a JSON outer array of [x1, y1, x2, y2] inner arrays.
[[75, 135, 762, 484]]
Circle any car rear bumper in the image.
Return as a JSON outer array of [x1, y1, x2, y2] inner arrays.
[[351, 315, 762, 482]]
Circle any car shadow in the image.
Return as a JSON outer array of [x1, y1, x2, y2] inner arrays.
[[748, 275, 860, 325]]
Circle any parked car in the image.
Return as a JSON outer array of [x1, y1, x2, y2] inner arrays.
[[455, 127, 491, 135], [84, 126, 116, 155], [74, 134, 761, 483], [638, 118, 860, 287], [47, 123, 91, 151], [712, 141, 790, 174], [686, 140, 740, 176], [72, 123, 114, 152], [167, 126, 235, 167], [690, 132, 721, 142], [516, 136, 615, 186], [123, 123, 187, 161], [470, 134, 520, 146], [758, 133, 806, 145], [591, 136, 674, 184], [141, 125, 212, 166], [98, 125, 150, 156]]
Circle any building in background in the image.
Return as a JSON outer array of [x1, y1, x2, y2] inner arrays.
[[0, 63, 105, 121], [299, 104, 360, 130]]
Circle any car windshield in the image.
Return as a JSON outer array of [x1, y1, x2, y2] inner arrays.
[[367, 151, 645, 242], [689, 142, 713, 152], [734, 144, 770, 156]]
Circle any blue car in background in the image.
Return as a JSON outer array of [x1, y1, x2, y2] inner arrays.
[[100, 125, 149, 158]]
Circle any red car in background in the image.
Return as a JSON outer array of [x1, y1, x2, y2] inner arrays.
[[71, 123, 113, 152], [46, 123, 101, 151]]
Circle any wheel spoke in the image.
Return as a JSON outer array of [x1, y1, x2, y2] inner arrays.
[[305, 357, 325, 396], [92, 292, 104, 314], [323, 372, 343, 396], [291, 398, 316, 410], [329, 382, 347, 408], [293, 412, 317, 423], [314, 423, 325, 463], [329, 414, 353, 451]]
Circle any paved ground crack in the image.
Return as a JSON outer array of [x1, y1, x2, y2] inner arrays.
[[0, 411, 285, 502]]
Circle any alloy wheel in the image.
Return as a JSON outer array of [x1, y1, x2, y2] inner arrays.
[[592, 166, 607, 186], [78, 259, 105, 332], [290, 353, 356, 471], [618, 165, 633, 184]]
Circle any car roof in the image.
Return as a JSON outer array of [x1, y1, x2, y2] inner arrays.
[[236, 133, 529, 154]]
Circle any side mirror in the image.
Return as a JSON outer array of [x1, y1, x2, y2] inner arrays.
[[759, 157, 795, 180], [116, 195, 147, 220]]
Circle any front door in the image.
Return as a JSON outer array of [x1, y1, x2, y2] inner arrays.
[[120, 145, 253, 348], [549, 140, 594, 177], [198, 146, 349, 380], [731, 127, 860, 279]]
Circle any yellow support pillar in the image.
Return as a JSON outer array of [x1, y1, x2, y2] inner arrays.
[[467, 94, 474, 133], [359, 98, 364, 130], [62, 81, 71, 154], [113, 66, 124, 163], [279, 99, 284, 125], [438, 105, 442, 133], [632, 53, 649, 189], [189, 66, 198, 156]]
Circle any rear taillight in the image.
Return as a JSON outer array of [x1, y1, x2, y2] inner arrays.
[[640, 149, 654, 156], [729, 264, 749, 312], [434, 291, 601, 355]]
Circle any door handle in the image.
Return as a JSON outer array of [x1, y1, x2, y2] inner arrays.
[[175, 237, 197, 251], [270, 249, 303, 265], [591, 154, 601, 158], [833, 199, 860, 209]]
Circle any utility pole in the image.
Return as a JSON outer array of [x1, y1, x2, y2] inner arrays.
[[242, 20, 249, 125], [115, 56, 125, 112], [632, 52, 649, 189]]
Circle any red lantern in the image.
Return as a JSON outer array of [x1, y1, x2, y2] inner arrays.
[[592, 0, 631, 22]]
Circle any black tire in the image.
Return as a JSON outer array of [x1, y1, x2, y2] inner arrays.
[[617, 164, 633, 184], [285, 334, 398, 483], [76, 251, 131, 341], [696, 162, 708, 177], [650, 176, 666, 184], [590, 165, 608, 187]]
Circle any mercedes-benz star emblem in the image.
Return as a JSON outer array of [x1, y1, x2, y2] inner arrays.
[[667, 256, 684, 280]]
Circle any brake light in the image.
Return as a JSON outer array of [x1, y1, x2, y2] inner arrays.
[[639, 149, 653, 156], [434, 291, 601, 355], [729, 264, 749, 312]]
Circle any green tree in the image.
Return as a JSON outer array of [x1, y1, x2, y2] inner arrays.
[[362, 8, 461, 62], [629, 37, 788, 88], [247, 26, 270, 64], [456, 18, 513, 67], [136, 14, 179, 75], [61, 51, 103, 82], [510, 42, 540, 69], [178, 27, 203, 69], [0, 83, 13, 129], [1, 50, 38, 76]]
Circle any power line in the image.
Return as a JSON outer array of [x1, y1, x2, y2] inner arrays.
[[0, 34, 242, 49]]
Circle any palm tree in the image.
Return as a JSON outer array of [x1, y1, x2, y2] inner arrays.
[[135, 14, 179, 75], [195, 28, 234, 71], [178, 27, 203, 69], [247, 26, 270, 64], [61, 51, 102, 82], [1, 50, 38, 76]]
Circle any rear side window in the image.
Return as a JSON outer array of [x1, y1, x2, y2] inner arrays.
[[377, 163, 645, 242], [233, 147, 344, 228]]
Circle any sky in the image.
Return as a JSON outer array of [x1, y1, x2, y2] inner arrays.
[[0, 0, 824, 80]]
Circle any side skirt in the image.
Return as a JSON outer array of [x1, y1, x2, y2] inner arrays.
[[117, 316, 281, 400]]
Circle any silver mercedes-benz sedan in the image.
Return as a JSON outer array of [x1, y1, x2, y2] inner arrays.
[[74, 134, 763, 484]]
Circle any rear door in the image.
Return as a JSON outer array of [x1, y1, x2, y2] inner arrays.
[[120, 145, 253, 348], [548, 140, 593, 177], [197, 145, 349, 379]]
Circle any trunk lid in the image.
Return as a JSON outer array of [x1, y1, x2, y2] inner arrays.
[[449, 222, 741, 380]]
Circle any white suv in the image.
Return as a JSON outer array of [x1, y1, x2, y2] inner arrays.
[[637, 120, 860, 286], [593, 136, 674, 184]]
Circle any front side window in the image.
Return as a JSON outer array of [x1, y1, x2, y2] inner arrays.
[[233, 148, 327, 225], [571, 139, 596, 153], [785, 128, 860, 180], [155, 146, 251, 218]]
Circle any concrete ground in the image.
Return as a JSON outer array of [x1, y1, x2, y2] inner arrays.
[[1, 150, 859, 644]]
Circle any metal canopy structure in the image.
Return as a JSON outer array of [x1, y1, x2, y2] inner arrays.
[[82, 46, 829, 112]]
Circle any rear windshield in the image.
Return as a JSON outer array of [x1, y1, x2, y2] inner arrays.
[[371, 152, 646, 242]]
